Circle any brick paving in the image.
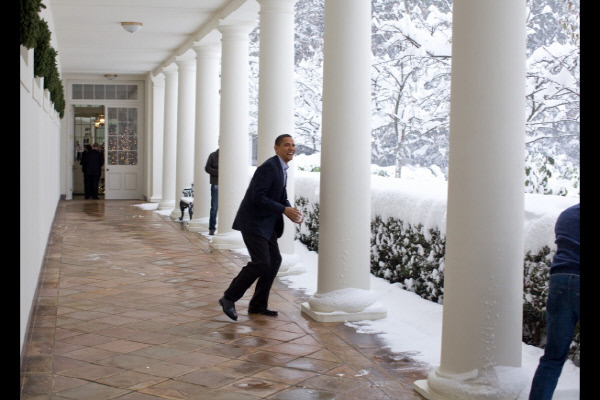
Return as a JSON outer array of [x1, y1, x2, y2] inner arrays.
[[20, 198, 429, 399]]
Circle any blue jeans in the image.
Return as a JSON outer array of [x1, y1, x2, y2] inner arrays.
[[209, 184, 218, 230], [529, 274, 580, 400]]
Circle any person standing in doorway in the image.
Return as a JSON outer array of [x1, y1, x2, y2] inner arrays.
[[76, 141, 83, 161], [529, 203, 580, 400], [81, 143, 104, 199], [205, 148, 219, 235], [80, 145, 91, 197], [219, 134, 303, 321]]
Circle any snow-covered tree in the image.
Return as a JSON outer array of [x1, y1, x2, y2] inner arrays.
[[293, 0, 324, 153], [251, 0, 579, 189], [371, 0, 452, 176]]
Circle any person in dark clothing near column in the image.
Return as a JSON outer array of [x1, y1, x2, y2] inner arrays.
[[81, 143, 104, 199], [80, 144, 92, 196], [219, 134, 303, 321], [529, 203, 580, 400], [205, 148, 219, 235]]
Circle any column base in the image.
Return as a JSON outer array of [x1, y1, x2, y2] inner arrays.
[[301, 301, 387, 323], [149, 196, 162, 203], [209, 231, 245, 250], [414, 379, 448, 400], [414, 366, 528, 400], [158, 200, 175, 210], [187, 217, 209, 232]]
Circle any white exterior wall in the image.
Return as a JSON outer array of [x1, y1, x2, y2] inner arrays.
[[20, 45, 62, 356]]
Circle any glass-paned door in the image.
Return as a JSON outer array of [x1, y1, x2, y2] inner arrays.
[[104, 107, 140, 199], [72, 105, 105, 196]]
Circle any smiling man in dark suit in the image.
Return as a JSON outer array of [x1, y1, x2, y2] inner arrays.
[[219, 134, 303, 321]]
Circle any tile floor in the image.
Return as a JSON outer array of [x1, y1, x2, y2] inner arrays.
[[20, 198, 430, 399]]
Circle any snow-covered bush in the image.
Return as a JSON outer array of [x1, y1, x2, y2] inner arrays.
[[294, 189, 579, 361], [295, 197, 319, 251], [525, 153, 579, 196], [523, 245, 580, 365], [370, 216, 445, 303], [523, 246, 553, 346]]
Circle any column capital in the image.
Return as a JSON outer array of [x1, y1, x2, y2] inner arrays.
[[150, 73, 165, 87], [175, 54, 197, 70], [192, 42, 222, 59], [217, 20, 256, 38], [162, 63, 178, 74]]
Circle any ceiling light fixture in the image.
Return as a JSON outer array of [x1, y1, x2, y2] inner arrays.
[[104, 74, 118, 80], [95, 114, 105, 128], [121, 21, 143, 33]]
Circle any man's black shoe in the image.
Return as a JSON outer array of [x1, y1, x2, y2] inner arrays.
[[219, 297, 238, 321], [248, 307, 278, 316]]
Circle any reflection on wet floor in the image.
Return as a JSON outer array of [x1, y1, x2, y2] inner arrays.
[[82, 199, 105, 217], [21, 198, 430, 399]]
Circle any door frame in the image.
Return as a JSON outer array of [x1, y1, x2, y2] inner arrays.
[[71, 104, 106, 196], [65, 77, 145, 200]]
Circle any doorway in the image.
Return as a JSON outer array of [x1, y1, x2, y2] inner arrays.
[[69, 81, 143, 200], [73, 105, 105, 197]]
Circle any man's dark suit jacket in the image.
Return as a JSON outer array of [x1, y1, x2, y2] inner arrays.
[[81, 149, 104, 176], [232, 155, 291, 240]]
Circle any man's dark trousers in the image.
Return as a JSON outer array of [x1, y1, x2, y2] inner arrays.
[[223, 231, 282, 309], [85, 173, 101, 199]]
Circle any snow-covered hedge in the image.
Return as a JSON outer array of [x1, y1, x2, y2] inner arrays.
[[294, 170, 579, 359]]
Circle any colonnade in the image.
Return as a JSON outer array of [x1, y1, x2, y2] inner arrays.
[[147, 0, 528, 398]]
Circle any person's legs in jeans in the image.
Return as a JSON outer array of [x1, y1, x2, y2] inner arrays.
[[529, 274, 580, 400], [209, 184, 218, 231]]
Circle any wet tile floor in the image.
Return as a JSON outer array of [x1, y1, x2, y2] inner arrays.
[[20, 198, 430, 399]]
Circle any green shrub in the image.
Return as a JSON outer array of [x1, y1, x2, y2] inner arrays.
[[295, 197, 319, 251], [20, 0, 46, 48], [370, 216, 445, 303], [20, 0, 65, 118], [523, 245, 580, 364]]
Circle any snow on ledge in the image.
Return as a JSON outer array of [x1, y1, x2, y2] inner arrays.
[[294, 169, 579, 254]]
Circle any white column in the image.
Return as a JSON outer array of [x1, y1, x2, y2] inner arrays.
[[158, 64, 178, 210], [170, 54, 197, 220], [301, 0, 385, 323], [150, 73, 165, 203], [210, 22, 255, 250], [414, 1, 527, 399], [188, 42, 221, 232], [255, 0, 304, 276]]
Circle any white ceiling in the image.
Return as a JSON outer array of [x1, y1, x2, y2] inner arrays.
[[48, 0, 260, 77]]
